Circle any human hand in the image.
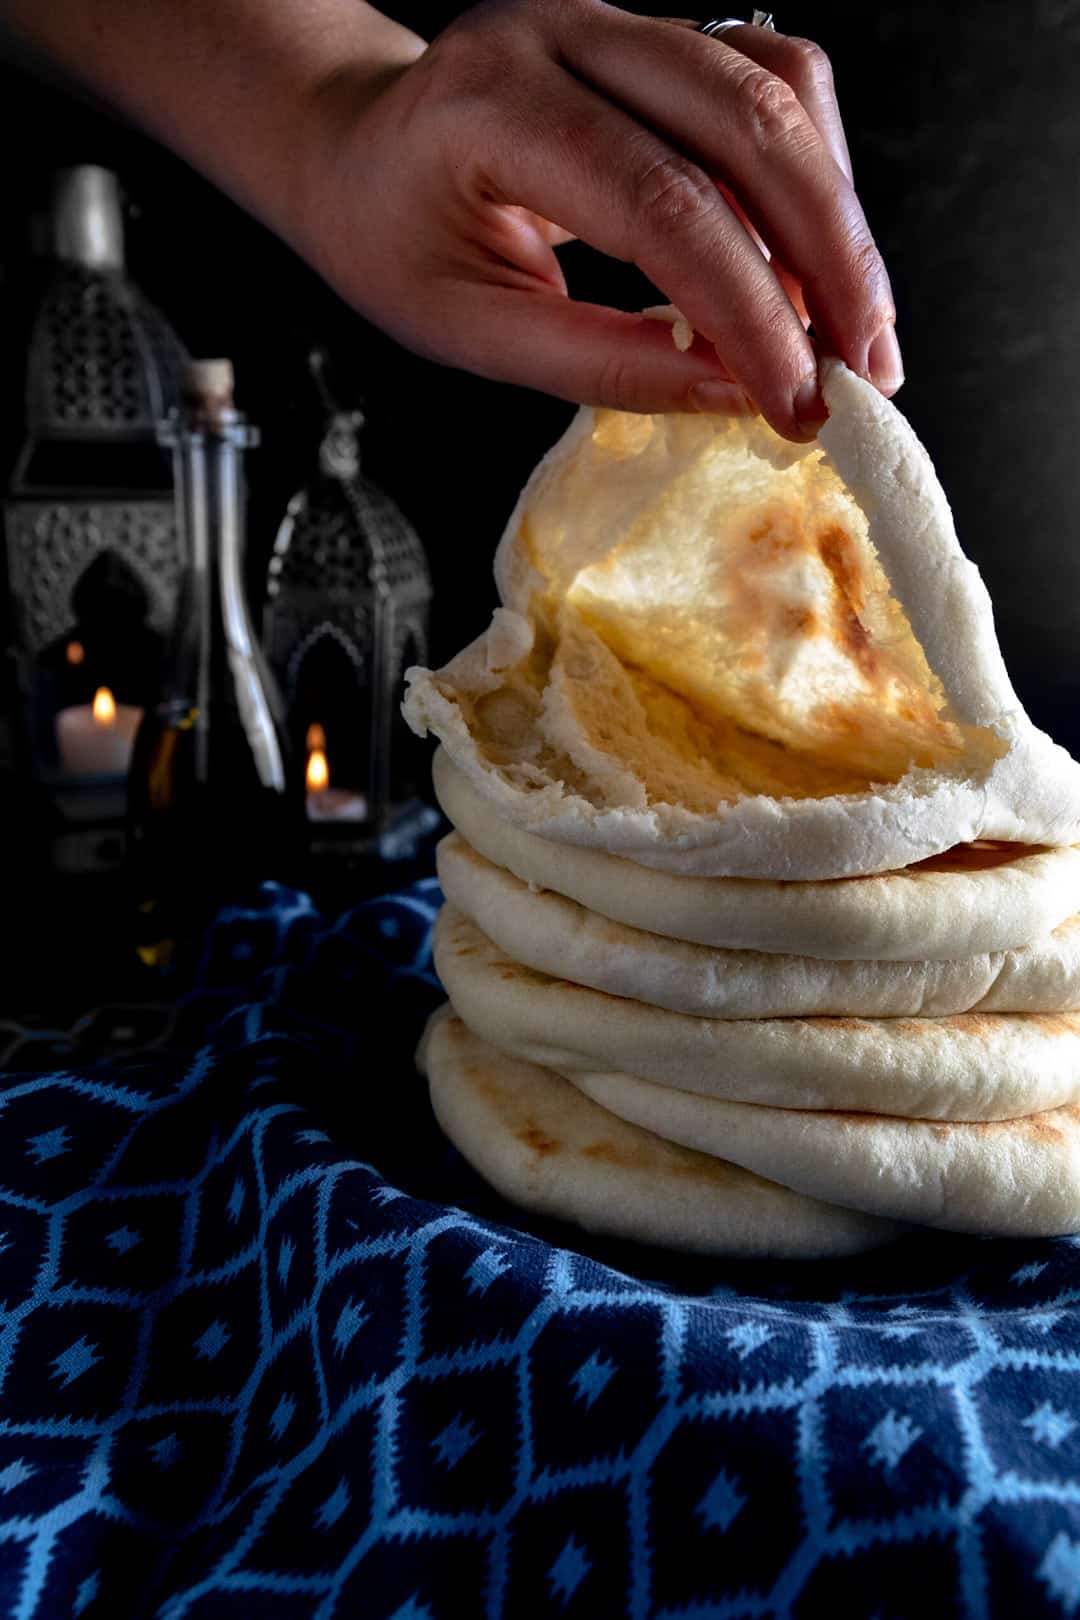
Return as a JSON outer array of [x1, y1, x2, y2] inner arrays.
[[296, 1, 901, 441]]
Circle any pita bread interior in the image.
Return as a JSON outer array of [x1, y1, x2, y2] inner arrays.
[[435, 907, 1080, 1123], [406, 363, 1080, 880], [433, 748, 1080, 962], [420, 1012, 901, 1257], [437, 833, 1080, 1020]]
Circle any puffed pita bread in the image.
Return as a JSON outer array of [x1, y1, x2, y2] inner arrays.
[[437, 833, 1080, 1019], [405, 363, 1080, 879], [570, 1065, 1080, 1237], [434, 908, 1080, 1123], [433, 750, 1080, 961], [419, 1011, 901, 1257]]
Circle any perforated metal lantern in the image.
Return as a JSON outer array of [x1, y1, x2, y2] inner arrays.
[[263, 366, 434, 855], [3, 167, 188, 872]]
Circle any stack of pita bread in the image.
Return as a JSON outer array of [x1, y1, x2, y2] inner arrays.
[[405, 361, 1080, 1258]]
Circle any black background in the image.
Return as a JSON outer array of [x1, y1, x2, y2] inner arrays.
[[2, 0, 1080, 733]]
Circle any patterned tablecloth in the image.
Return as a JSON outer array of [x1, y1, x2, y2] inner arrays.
[[1, 878, 1079, 1619]]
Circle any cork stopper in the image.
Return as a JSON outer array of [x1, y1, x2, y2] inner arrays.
[[183, 359, 235, 409]]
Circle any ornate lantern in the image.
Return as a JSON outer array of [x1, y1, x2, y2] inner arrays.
[[3, 166, 187, 873], [263, 353, 437, 871]]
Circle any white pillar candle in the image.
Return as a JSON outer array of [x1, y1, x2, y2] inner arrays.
[[305, 744, 368, 822], [56, 687, 143, 777]]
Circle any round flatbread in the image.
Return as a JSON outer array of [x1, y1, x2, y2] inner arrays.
[[570, 1064, 1080, 1237], [434, 750, 1080, 962], [405, 364, 1080, 879], [434, 907, 1080, 1122], [419, 1011, 901, 1257], [437, 833, 1080, 1018]]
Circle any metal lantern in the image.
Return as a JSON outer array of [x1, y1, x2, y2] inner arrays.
[[263, 354, 435, 865], [3, 166, 188, 873]]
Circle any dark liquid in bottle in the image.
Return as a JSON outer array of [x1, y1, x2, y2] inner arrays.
[[126, 362, 300, 973], [127, 697, 299, 970]]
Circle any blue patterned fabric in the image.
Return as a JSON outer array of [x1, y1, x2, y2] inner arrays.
[[2, 879, 1080, 1618]]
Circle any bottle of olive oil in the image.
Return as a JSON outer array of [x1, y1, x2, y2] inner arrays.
[[127, 360, 300, 970]]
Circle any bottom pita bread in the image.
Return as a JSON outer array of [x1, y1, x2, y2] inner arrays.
[[419, 1011, 901, 1258], [569, 1065, 1080, 1236]]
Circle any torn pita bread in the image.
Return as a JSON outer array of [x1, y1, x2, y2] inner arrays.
[[434, 750, 1080, 960], [419, 1011, 900, 1257], [405, 363, 1080, 879]]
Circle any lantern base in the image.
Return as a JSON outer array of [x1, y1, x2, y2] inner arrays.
[[305, 797, 442, 905]]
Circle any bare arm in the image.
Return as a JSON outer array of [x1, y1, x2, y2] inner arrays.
[[1, 0, 425, 242], [2, 0, 901, 441]]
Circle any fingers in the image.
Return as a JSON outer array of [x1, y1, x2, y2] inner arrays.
[[555, 9, 900, 398], [478, 70, 821, 437], [672, 20, 853, 182], [433, 285, 752, 416]]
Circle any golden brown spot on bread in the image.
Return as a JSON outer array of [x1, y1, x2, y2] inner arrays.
[[1017, 1014, 1080, 1036], [816, 522, 865, 610], [517, 514, 538, 567], [580, 1133, 721, 1184], [784, 606, 819, 636], [1019, 1114, 1067, 1144], [926, 1013, 1080, 1038], [582, 1140, 622, 1163], [519, 1124, 559, 1156], [816, 523, 875, 676]]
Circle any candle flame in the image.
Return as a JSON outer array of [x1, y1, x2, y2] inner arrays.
[[92, 686, 117, 726], [66, 640, 85, 666], [306, 747, 329, 793], [306, 721, 326, 752]]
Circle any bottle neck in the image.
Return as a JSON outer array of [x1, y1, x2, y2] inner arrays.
[[159, 403, 287, 792]]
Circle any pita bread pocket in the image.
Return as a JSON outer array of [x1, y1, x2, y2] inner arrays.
[[433, 751, 1080, 960], [406, 364, 1080, 879], [419, 1012, 901, 1258]]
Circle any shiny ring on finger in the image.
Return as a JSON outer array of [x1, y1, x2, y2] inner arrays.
[[698, 12, 776, 37]]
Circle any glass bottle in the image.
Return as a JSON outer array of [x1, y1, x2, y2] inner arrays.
[[126, 359, 301, 969]]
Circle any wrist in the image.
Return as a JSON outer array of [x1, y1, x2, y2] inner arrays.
[[287, 18, 426, 272]]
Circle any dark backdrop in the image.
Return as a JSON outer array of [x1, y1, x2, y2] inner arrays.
[[3, 1, 1080, 743]]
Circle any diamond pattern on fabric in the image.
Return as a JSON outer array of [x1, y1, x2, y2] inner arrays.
[[0, 876, 1078, 1616]]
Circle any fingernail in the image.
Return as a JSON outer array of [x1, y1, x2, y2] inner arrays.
[[867, 322, 904, 394], [688, 379, 752, 415], [793, 374, 825, 435]]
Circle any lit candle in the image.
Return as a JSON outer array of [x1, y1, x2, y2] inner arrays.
[[305, 731, 368, 822], [306, 746, 329, 795], [56, 686, 143, 777]]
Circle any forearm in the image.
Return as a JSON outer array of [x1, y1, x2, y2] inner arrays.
[[1, 0, 425, 247]]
